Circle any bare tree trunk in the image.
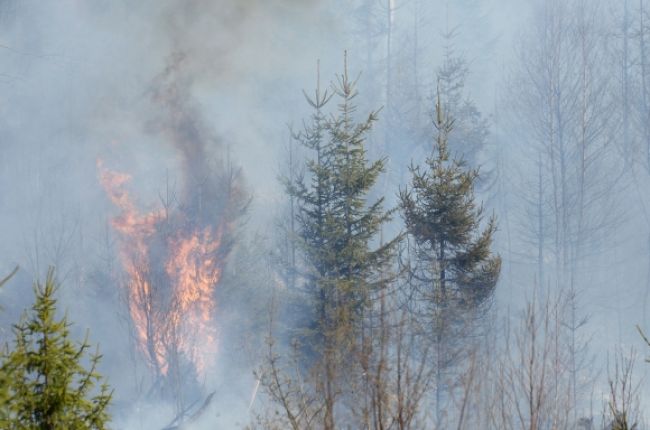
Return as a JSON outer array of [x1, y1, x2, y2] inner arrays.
[[384, 0, 394, 155], [538, 154, 545, 289]]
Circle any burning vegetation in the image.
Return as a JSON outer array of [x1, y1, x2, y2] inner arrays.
[[97, 54, 248, 407], [7, 1, 650, 429]]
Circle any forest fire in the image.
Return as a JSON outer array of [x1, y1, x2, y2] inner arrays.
[[98, 159, 222, 379], [93, 54, 247, 392]]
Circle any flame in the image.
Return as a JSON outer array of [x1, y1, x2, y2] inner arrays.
[[98, 159, 221, 378], [166, 226, 221, 375]]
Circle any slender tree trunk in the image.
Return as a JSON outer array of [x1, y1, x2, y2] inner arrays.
[[436, 241, 447, 428], [384, 0, 394, 155], [325, 350, 335, 430], [289, 134, 296, 290], [622, 0, 630, 162], [412, 0, 421, 123], [641, 0, 650, 172], [538, 154, 545, 289]]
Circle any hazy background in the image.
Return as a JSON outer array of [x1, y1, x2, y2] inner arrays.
[[1, 0, 648, 427]]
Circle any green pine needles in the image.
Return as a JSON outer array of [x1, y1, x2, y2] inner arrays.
[[0, 268, 112, 430], [281, 54, 400, 429], [400, 93, 501, 315], [286, 55, 398, 349]]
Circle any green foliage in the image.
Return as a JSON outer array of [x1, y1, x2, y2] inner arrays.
[[0, 268, 112, 429], [286, 56, 398, 346], [400, 95, 501, 316], [0, 266, 19, 410], [276, 56, 400, 429]]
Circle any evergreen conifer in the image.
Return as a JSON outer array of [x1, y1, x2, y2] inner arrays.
[[0, 268, 112, 430]]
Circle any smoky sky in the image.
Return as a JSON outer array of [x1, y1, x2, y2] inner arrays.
[[0, 0, 344, 258], [2, 0, 650, 427]]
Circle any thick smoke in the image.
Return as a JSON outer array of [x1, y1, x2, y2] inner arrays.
[[0, 0, 338, 428], [4, 0, 649, 427]]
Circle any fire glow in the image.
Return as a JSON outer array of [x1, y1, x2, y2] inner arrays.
[[98, 159, 221, 378]]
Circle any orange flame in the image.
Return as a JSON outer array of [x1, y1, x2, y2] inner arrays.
[[98, 159, 220, 378], [165, 226, 221, 375]]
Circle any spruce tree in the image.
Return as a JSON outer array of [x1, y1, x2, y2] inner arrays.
[[399, 95, 500, 425], [284, 56, 397, 428], [400, 95, 500, 313], [0, 268, 112, 429], [288, 57, 397, 341], [325, 57, 397, 324]]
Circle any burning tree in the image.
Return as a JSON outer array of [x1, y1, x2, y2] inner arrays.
[[97, 55, 248, 411]]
